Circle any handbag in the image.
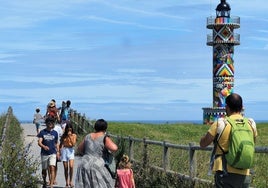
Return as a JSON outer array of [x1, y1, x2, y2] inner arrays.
[[103, 135, 117, 179]]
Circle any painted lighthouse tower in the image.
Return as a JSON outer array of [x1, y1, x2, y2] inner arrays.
[[203, 0, 240, 124]]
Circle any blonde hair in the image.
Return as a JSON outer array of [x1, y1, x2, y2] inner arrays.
[[118, 154, 132, 169]]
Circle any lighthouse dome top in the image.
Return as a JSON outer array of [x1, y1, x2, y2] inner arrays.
[[216, 0, 231, 18]]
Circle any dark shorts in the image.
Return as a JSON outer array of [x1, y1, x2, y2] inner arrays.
[[215, 171, 251, 188]]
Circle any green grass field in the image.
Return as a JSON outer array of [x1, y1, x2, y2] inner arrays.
[[105, 121, 268, 187], [107, 121, 268, 146], [76, 119, 268, 187]]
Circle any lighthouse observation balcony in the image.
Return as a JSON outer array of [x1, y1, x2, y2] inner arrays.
[[207, 33, 240, 46], [207, 16, 240, 29]]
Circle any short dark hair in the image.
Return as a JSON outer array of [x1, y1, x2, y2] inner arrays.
[[226, 93, 243, 113], [45, 117, 55, 124], [66, 100, 71, 107], [94, 119, 108, 132]]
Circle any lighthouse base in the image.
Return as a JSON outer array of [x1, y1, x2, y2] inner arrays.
[[202, 107, 226, 125]]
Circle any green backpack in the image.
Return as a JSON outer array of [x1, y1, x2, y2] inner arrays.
[[223, 117, 255, 169]]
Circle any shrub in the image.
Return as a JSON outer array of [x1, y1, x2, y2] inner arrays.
[[0, 112, 40, 187]]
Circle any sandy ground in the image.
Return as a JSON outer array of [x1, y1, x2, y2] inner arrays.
[[22, 123, 80, 188]]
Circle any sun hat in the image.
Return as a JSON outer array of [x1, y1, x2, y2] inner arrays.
[[49, 101, 55, 107]]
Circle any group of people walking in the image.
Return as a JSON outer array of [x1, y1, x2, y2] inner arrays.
[[33, 99, 73, 135], [34, 99, 136, 188], [34, 93, 257, 188], [34, 99, 77, 188], [38, 117, 77, 188]]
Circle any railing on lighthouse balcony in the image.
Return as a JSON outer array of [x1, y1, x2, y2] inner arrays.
[[206, 33, 240, 46], [206, 15, 240, 46], [206, 16, 240, 29]]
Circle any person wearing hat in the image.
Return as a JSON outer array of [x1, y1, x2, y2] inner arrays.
[[33, 107, 44, 135], [38, 117, 60, 188], [46, 100, 60, 123]]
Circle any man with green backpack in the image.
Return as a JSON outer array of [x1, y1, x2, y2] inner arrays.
[[200, 93, 258, 188]]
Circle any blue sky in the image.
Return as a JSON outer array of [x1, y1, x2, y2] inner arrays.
[[0, 0, 268, 122]]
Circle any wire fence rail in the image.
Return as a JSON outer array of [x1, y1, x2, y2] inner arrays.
[[71, 110, 268, 186]]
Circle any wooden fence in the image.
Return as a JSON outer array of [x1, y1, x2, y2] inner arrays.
[[71, 111, 268, 186]]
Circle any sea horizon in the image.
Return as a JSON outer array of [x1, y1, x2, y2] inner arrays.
[[20, 119, 268, 125]]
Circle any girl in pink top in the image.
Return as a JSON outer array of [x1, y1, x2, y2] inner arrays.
[[115, 154, 135, 188]]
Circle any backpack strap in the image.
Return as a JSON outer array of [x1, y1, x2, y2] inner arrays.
[[216, 118, 227, 142], [216, 118, 228, 154], [248, 118, 257, 143], [208, 118, 228, 175], [215, 117, 230, 176]]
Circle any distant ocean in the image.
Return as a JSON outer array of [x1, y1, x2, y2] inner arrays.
[[116, 120, 268, 124], [20, 120, 202, 124], [20, 119, 268, 124], [109, 120, 203, 124]]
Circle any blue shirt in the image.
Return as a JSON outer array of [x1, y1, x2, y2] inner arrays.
[[38, 128, 58, 155]]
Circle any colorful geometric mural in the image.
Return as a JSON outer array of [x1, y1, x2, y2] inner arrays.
[[203, 108, 226, 125], [202, 1, 240, 124], [215, 17, 231, 24], [212, 42, 234, 108], [214, 64, 234, 76]]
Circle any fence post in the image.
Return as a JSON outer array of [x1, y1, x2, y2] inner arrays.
[[82, 115, 85, 131], [72, 110, 78, 132], [73, 110, 77, 122], [163, 141, 170, 171], [78, 113, 81, 125], [143, 138, 148, 169], [189, 142, 196, 179], [129, 136, 134, 161]]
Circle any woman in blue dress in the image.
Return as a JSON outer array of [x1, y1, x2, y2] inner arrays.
[[75, 119, 118, 188]]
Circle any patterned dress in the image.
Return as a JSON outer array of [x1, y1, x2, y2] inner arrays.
[[75, 134, 115, 188]]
